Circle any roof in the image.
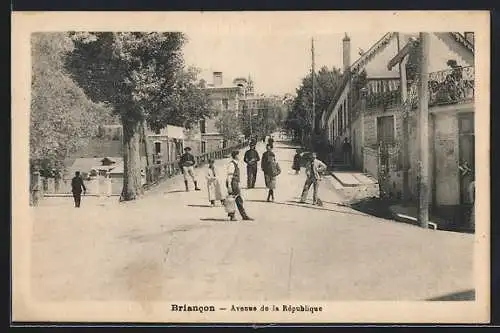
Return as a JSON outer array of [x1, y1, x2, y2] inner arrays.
[[450, 32, 474, 53], [323, 32, 397, 126], [67, 157, 122, 177], [387, 32, 475, 71]]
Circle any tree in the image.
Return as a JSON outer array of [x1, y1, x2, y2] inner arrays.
[[30, 32, 112, 174], [66, 32, 204, 201], [285, 66, 342, 146], [215, 110, 241, 142]]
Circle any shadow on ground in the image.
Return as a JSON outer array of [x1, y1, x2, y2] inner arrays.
[[246, 199, 370, 218], [426, 289, 475, 301], [349, 197, 474, 234]]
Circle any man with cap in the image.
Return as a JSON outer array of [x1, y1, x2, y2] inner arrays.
[[71, 171, 86, 208], [226, 150, 253, 221], [179, 147, 201, 191], [243, 140, 260, 189]]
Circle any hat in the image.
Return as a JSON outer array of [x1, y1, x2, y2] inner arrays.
[[184, 147, 191, 151]]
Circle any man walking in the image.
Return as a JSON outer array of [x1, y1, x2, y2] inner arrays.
[[180, 147, 201, 192], [243, 141, 260, 189], [226, 150, 253, 221], [71, 171, 87, 208], [300, 152, 327, 205]]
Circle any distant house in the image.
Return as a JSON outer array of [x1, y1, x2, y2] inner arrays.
[[321, 32, 475, 225]]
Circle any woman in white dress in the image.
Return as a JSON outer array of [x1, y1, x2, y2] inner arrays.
[[206, 159, 226, 206]]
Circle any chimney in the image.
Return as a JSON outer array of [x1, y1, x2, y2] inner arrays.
[[464, 32, 474, 46], [342, 33, 351, 72], [213, 72, 223, 86]]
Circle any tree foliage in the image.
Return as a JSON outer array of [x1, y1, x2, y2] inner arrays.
[[285, 66, 343, 144], [215, 110, 241, 142], [65, 32, 210, 201], [30, 32, 113, 173]]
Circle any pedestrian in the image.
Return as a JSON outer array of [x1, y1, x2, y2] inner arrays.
[[262, 135, 266, 143], [342, 138, 352, 165], [206, 159, 225, 207], [300, 152, 327, 206], [268, 136, 274, 149], [71, 171, 87, 208], [179, 147, 201, 192], [244, 142, 260, 189], [265, 155, 281, 202], [225, 150, 253, 221], [292, 148, 302, 175], [261, 144, 277, 201]]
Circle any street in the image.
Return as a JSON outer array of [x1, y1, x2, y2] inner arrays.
[[30, 140, 474, 302]]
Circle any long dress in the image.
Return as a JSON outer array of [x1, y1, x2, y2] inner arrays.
[[206, 166, 225, 202]]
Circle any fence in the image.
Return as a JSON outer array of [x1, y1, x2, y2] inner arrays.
[[29, 140, 250, 206], [146, 140, 249, 187]]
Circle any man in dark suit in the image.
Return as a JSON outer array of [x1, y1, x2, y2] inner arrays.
[[243, 141, 260, 189], [71, 171, 87, 208]]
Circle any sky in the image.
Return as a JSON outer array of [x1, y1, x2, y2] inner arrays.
[[182, 32, 383, 96]]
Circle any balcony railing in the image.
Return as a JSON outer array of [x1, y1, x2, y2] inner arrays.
[[351, 66, 474, 112], [427, 66, 474, 107]]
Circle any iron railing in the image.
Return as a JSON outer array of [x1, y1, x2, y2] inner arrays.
[[146, 140, 249, 187], [428, 66, 474, 107]]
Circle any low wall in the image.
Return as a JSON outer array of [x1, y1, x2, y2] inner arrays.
[[363, 146, 378, 178]]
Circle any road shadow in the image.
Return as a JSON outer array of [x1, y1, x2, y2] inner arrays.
[[188, 204, 213, 208], [246, 199, 370, 217], [200, 218, 229, 222], [426, 289, 475, 301], [244, 186, 267, 190], [164, 190, 185, 194]]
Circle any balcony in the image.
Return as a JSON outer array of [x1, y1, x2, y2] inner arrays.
[[427, 66, 474, 107]]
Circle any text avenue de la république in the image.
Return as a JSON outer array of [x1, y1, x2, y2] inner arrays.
[[171, 304, 323, 314]]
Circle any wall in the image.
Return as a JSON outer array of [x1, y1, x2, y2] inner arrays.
[[431, 111, 460, 206], [350, 116, 363, 170], [202, 134, 224, 152], [363, 146, 378, 177], [362, 105, 404, 148]]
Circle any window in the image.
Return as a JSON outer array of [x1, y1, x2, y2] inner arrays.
[[339, 105, 343, 134], [201, 141, 206, 154], [200, 119, 206, 134], [377, 115, 395, 144], [154, 142, 161, 155], [222, 99, 229, 110]]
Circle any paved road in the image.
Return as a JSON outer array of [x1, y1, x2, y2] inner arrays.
[[30, 140, 474, 302]]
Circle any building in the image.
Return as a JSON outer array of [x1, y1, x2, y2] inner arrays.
[[320, 32, 475, 225], [147, 124, 186, 164], [199, 72, 249, 149], [239, 94, 283, 138]]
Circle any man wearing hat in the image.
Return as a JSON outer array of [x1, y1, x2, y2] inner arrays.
[[180, 147, 201, 191], [243, 140, 260, 189]]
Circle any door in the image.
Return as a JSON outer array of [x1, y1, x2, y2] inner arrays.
[[458, 113, 475, 205]]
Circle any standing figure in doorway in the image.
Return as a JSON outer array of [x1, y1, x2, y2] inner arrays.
[[244, 142, 260, 189], [226, 150, 253, 221], [71, 171, 87, 208], [180, 147, 201, 192], [342, 138, 352, 165], [300, 152, 327, 205]]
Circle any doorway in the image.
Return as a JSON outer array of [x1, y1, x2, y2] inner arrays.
[[458, 113, 475, 206]]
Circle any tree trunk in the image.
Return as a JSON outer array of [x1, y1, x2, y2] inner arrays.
[[121, 119, 143, 201], [141, 119, 152, 184]]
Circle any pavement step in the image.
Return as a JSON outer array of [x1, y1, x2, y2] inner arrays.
[[331, 172, 362, 187], [351, 173, 378, 185]]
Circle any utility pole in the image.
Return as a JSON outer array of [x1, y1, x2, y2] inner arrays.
[[311, 37, 316, 136], [417, 32, 430, 228]]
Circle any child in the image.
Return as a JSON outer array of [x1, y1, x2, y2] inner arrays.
[[206, 159, 225, 206], [292, 149, 302, 175]]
